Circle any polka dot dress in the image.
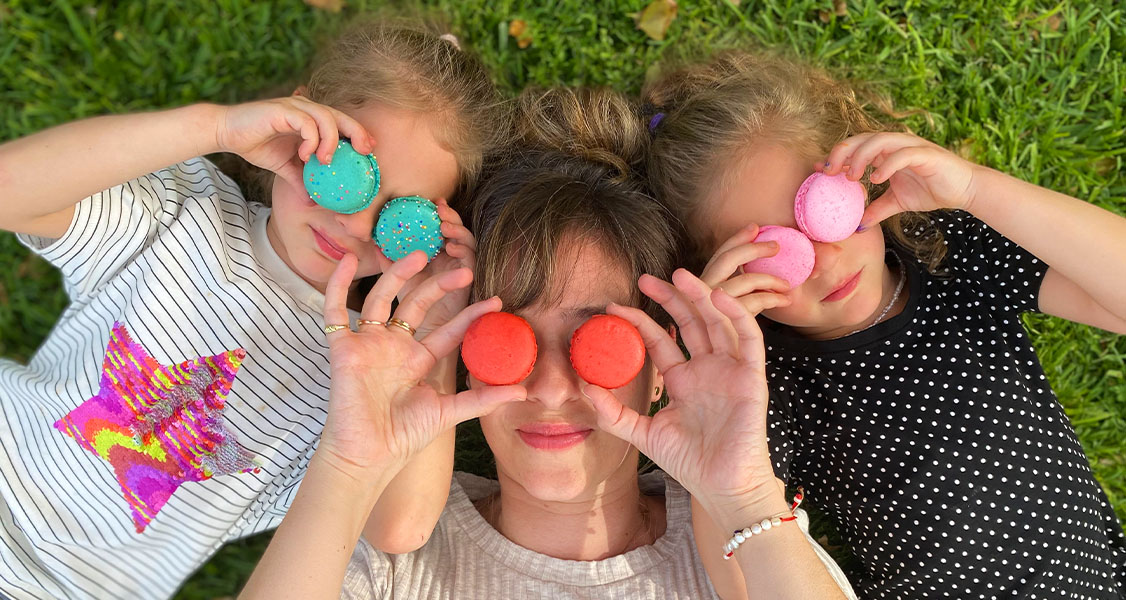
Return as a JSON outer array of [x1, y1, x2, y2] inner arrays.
[[763, 211, 1126, 599]]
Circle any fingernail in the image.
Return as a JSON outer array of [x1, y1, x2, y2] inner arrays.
[[824, 161, 831, 168], [856, 223, 868, 232]]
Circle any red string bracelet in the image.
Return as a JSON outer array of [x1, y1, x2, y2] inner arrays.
[[722, 486, 804, 560]]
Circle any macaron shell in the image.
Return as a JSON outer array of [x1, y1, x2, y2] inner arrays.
[[461, 312, 537, 386], [374, 196, 445, 262], [303, 139, 380, 214], [793, 172, 866, 242], [743, 225, 815, 289], [569, 315, 646, 389]]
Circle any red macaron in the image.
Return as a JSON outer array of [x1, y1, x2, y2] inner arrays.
[[461, 312, 538, 386], [569, 314, 646, 389]]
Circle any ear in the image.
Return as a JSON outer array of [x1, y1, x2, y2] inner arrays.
[[293, 85, 308, 97]]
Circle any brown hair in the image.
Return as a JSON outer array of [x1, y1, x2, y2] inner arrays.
[[222, 17, 509, 205], [467, 88, 680, 326], [643, 49, 947, 272]]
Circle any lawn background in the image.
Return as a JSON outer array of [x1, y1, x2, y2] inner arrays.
[[1, 1, 1123, 598]]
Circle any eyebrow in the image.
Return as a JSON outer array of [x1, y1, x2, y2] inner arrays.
[[560, 305, 607, 322]]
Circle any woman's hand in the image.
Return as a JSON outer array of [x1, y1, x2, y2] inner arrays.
[[823, 132, 984, 229], [214, 96, 376, 201], [699, 223, 792, 318], [318, 250, 525, 485], [586, 269, 783, 513]]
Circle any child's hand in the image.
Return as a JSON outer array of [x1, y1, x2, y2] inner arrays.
[[214, 97, 376, 198], [699, 224, 792, 317], [823, 132, 982, 229], [376, 199, 477, 339], [318, 251, 524, 482]]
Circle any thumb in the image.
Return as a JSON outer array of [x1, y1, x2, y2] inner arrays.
[[439, 385, 526, 431], [276, 156, 307, 196], [859, 187, 904, 232], [585, 384, 650, 453]]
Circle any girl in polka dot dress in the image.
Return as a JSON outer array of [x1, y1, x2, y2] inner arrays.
[[642, 50, 1126, 599]]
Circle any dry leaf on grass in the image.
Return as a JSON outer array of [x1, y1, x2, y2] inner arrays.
[[834, 0, 848, 16], [509, 19, 533, 48], [303, 0, 345, 13], [637, 0, 677, 41]]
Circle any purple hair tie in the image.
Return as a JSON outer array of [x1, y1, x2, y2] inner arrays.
[[648, 112, 665, 132]]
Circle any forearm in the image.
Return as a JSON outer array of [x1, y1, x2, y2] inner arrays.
[[362, 354, 457, 552], [0, 103, 222, 235], [363, 428, 453, 552], [701, 495, 846, 600], [968, 166, 1126, 318], [240, 452, 403, 600]]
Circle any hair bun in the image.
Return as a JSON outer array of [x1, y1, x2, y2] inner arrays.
[[514, 87, 648, 180]]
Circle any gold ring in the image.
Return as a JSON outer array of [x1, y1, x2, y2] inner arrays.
[[385, 317, 417, 336], [356, 319, 385, 327], [323, 324, 349, 334]]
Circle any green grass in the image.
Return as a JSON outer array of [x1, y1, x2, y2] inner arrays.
[[2, 0, 1123, 597]]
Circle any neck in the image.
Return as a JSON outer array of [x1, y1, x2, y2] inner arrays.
[[479, 470, 665, 561]]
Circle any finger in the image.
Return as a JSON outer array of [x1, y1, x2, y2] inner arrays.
[[823, 133, 874, 176], [709, 223, 760, 260], [585, 383, 651, 453], [323, 254, 358, 334], [419, 296, 503, 359], [858, 187, 904, 231], [360, 251, 428, 322], [714, 272, 790, 297], [438, 384, 527, 431], [329, 107, 376, 155], [392, 267, 474, 331], [869, 146, 932, 184], [673, 269, 738, 357], [275, 156, 307, 195], [711, 288, 766, 367], [605, 303, 687, 373], [439, 221, 475, 247], [284, 110, 320, 162], [434, 198, 464, 226], [638, 273, 712, 356], [838, 133, 924, 181], [700, 242, 784, 289], [302, 104, 342, 165], [715, 288, 792, 315]]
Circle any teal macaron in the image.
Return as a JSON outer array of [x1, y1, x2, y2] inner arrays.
[[374, 196, 445, 262], [303, 139, 380, 214]]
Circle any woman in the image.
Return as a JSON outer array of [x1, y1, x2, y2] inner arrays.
[[239, 89, 855, 599]]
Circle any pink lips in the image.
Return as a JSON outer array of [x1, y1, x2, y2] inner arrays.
[[823, 268, 863, 302], [312, 227, 348, 261], [517, 423, 593, 451]]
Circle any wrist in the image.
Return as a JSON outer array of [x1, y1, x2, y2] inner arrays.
[[309, 448, 406, 503], [962, 163, 1008, 217], [181, 102, 226, 156], [700, 487, 793, 534]]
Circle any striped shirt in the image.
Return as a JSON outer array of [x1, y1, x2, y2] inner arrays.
[[0, 158, 347, 599]]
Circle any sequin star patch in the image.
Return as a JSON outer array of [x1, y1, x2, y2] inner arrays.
[[54, 322, 258, 533]]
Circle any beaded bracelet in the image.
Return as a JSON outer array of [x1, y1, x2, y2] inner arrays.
[[722, 487, 804, 560]]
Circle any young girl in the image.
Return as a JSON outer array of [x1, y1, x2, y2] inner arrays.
[[642, 50, 1126, 598], [0, 20, 505, 600]]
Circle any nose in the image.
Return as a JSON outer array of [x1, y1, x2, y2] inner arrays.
[[334, 206, 378, 241], [807, 241, 843, 282], [524, 343, 583, 411]]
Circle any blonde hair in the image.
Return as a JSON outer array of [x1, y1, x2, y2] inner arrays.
[[468, 88, 680, 326], [227, 17, 509, 205], [643, 49, 947, 272]]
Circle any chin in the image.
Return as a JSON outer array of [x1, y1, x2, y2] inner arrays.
[[513, 466, 592, 502]]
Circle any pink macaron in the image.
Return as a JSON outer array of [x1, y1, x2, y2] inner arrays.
[[793, 172, 866, 242], [743, 225, 816, 289]]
